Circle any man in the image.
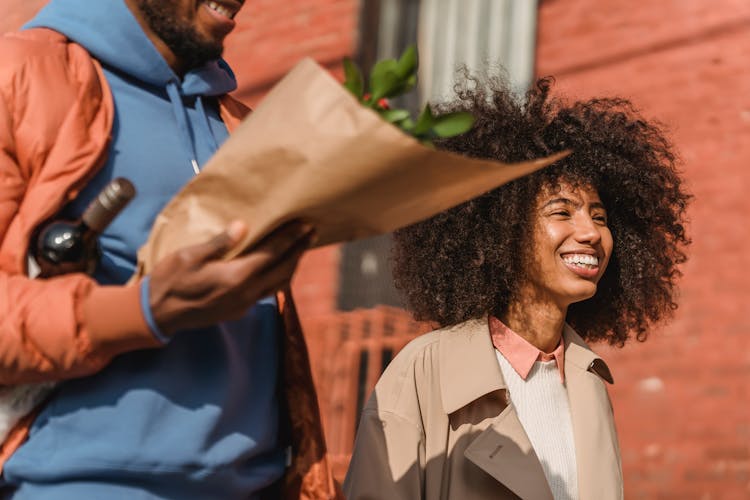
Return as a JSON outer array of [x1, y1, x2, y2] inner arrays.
[[0, 0, 338, 497]]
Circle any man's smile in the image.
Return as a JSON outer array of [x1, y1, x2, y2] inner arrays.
[[201, 0, 242, 20]]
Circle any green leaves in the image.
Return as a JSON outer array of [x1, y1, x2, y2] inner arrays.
[[342, 45, 474, 145], [380, 109, 411, 123], [413, 104, 435, 136], [343, 59, 364, 99], [366, 45, 418, 103], [396, 45, 418, 79], [432, 112, 475, 137], [369, 65, 401, 102]]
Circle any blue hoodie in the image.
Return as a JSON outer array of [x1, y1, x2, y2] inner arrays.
[[3, 1, 285, 498]]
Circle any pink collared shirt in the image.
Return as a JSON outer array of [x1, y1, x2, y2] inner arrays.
[[488, 316, 566, 383]]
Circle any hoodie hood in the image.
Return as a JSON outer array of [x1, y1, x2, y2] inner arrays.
[[25, 0, 240, 175], [25, 0, 237, 97]]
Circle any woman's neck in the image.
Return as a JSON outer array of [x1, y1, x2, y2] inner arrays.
[[500, 297, 567, 353]]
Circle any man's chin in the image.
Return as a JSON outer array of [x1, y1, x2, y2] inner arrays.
[[173, 41, 223, 69]]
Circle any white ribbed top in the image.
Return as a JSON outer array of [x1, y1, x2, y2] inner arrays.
[[496, 351, 579, 500]]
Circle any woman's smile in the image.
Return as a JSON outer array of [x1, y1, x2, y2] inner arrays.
[[561, 252, 601, 279], [523, 181, 614, 308]]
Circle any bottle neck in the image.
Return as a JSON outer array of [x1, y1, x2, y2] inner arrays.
[[80, 178, 136, 233], [77, 219, 98, 241]]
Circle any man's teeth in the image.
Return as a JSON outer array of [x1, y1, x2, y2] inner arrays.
[[563, 254, 599, 268], [205, 1, 234, 18]]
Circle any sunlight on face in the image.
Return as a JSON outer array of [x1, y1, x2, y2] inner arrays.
[[136, 0, 245, 69], [522, 180, 614, 309]]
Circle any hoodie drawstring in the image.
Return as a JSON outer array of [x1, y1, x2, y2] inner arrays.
[[165, 81, 221, 176], [196, 96, 220, 153], [166, 81, 200, 175]]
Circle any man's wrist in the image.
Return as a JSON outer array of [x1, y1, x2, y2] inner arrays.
[[139, 276, 172, 344]]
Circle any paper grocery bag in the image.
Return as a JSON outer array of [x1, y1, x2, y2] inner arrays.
[[136, 58, 565, 274]]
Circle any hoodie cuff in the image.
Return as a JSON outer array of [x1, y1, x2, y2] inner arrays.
[[140, 276, 172, 344]]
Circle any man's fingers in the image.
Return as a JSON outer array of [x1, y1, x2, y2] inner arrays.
[[239, 233, 311, 302], [147, 220, 313, 332], [204, 223, 313, 294], [226, 220, 249, 242], [240, 221, 314, 265], [183, 220, 248, 263], [246, 221, 313, 252]]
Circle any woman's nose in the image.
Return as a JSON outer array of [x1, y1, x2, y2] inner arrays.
[[574, 214, 602, 244]]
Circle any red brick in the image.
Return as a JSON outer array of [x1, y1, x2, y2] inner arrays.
[[538, 1, 750, 497]]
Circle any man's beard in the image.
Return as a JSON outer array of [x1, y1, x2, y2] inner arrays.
[[138, 0, 222, 70]]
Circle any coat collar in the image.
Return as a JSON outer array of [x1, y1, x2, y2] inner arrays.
[[562, 323, 610, 378], [438, 318, 506, 415], [438, 318, 612, 415], [439, 317, 621, 500]]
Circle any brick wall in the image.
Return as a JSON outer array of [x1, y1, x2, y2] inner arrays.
[[537, 1, 750, 497], [224, 0, 358, 105]]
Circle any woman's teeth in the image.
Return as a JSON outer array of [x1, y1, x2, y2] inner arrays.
[[563, 254, 599, 269]]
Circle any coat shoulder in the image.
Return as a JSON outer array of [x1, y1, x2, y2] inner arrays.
[[364, 327, 454, 419], [380, 326, 449, 383]]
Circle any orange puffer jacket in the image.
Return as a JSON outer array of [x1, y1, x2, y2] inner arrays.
[[0, 28, 339, 499]]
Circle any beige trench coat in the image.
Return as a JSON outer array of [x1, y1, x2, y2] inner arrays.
[[344, 318, 623, 500]]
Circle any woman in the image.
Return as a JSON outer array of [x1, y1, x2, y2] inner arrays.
[[344, 77, 690, 500]]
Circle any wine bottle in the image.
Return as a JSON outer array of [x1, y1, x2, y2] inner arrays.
[[29, 177, 136, 278], [2, 178, 137, 442]]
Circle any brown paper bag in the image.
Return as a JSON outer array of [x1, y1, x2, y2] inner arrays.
[[136, 58, 565, 274]]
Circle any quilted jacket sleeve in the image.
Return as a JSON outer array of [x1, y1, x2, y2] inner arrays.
[[0, 30, 159, 386]]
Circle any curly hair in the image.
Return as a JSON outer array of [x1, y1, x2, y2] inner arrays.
[[392, 77, 691, 346]]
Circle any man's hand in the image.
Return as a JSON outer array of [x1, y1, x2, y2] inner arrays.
[[148, 220, 314, 336]]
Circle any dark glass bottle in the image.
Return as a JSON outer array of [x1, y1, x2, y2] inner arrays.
[[30, 178, 136, 278]]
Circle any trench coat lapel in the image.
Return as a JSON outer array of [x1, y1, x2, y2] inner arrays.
[[564, 326, 623, 500], [464, 405, 554, 500], [439, 319, 553, 499]]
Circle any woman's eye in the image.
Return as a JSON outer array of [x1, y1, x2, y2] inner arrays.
[[593, 215, 608, 224]]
